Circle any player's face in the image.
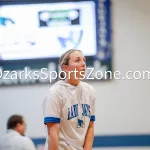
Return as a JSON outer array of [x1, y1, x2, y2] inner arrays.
[[67, 51, 86, 79], [17, 119, 27, 136]]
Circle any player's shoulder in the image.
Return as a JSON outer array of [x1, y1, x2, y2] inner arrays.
[[80, 81, 95, 93], [22, 136, 32, 142], [48, 80, 65, 97], [81, 82, 96, 103], [49, 80, 62, 91]]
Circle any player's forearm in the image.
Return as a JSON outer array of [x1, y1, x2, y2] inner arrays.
[[47, 123, 60, 150], [83, 122, 94, 150], [48, 132, 59, 150]]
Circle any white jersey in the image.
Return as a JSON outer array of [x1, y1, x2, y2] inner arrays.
[[0, 129, 36, 150], [42, 80, 96, 150]]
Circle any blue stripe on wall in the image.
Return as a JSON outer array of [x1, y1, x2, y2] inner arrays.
[[32, 134, 150, 147], [93, 135, 150, 147]]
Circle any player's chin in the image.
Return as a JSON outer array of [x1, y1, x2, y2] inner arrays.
[[78, 72, 85, 80]]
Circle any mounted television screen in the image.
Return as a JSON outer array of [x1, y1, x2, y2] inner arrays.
[[0, 1, 97, 61]]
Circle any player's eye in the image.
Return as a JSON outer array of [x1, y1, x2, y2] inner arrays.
[[75, 59, 80, 62]]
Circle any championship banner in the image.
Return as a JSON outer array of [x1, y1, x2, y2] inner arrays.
[[0, 0, 112, 86]]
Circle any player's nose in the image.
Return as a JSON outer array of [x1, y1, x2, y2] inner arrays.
[[81, 60, 86, 67]]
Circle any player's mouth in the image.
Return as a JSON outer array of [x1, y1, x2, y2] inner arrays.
[[80, 69, 85, 72]]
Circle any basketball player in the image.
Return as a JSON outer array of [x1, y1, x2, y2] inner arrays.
[[42, 49, 96, 150]]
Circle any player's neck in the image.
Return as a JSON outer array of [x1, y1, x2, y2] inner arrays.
[[14, 128, 21, 135], [65, 78, 80, 86]]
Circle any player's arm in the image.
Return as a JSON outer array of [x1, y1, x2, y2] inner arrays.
[[42, 90, 62, 150], [83, 121, 94, 150], [84, 86, 96, 150], [46, 122, 60, 150]]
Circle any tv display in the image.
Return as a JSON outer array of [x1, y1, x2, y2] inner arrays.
[[0, 1, 97, 61]]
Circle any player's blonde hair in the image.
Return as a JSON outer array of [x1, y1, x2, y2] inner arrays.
[[59, 49, 82, 78]]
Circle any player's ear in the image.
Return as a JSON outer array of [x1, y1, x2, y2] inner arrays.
[[16, 123, 21, 129], [62, 65, 69, 73]]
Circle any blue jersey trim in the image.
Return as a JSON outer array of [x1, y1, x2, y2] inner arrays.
[[90, 115, 95, 121], [44, 117, 60, 124]]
